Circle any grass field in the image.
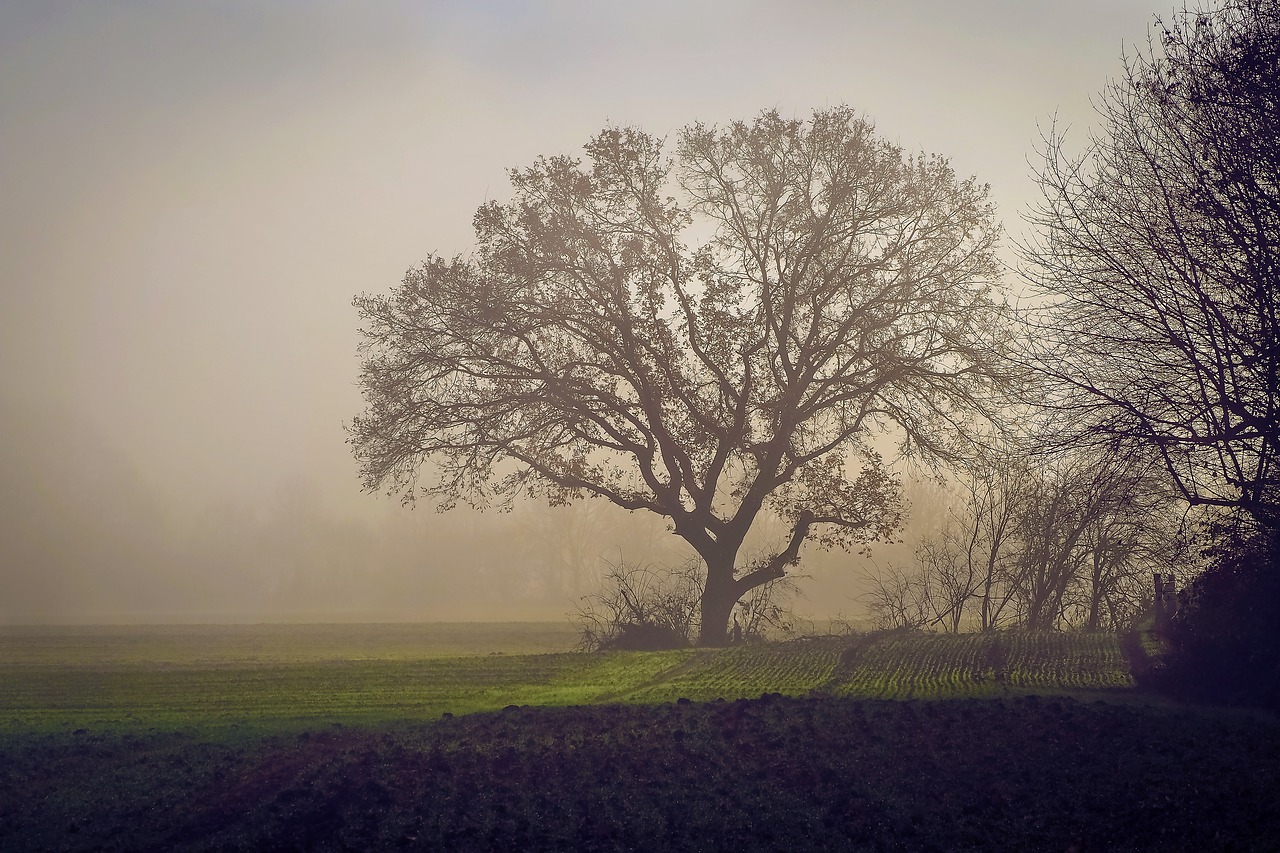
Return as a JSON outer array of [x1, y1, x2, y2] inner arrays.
[[1, 625, 1141, 733], [2, 623, 1276, 851]]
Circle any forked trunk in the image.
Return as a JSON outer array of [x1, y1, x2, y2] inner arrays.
[[694, 512, 813, 645]]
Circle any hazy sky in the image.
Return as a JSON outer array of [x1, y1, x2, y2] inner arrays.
[[0, 1, 1166, 619]]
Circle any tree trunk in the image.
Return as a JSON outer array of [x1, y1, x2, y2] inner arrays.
[[1086, 569, 1103, 631], [698, 555, 740, 647]]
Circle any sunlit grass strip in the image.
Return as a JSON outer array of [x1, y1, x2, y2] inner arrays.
[[497, 649, 693, 707], [0, 631, 1142, 734], [0, 650, 696, 733]]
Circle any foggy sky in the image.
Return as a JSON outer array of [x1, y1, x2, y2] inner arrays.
[[1, 0, 1163, 623]]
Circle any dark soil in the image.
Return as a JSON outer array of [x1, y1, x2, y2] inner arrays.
[[2, 695, 1276, 852]]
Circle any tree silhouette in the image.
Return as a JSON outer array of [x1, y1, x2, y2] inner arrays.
[[352, 107, 1011, 644]]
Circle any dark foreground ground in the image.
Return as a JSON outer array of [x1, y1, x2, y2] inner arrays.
[[2, 695, 1277, 852]]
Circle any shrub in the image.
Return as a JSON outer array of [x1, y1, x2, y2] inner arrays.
[[600, 622, 690, 651], [1154, 522, 1280, 709], [572, 558, 702, 651]]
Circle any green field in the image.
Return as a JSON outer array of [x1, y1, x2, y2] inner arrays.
[[3, 624, 1276, 851], [1, 624, 1140, 733]]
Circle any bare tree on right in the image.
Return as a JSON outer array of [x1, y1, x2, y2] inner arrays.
[[1020, 0, 1280, 530]]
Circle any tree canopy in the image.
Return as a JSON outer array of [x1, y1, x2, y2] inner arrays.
[[352, 106, 1011, 644]]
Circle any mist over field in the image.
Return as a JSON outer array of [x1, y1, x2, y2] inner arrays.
[[1, 399, 925, 623], [1, 1, 1160, 625]]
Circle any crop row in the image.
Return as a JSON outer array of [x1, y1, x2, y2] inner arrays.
[[1000, 632, 1133, 690], [832, 632, 999, 699], [620, 631, 1134, 703], [629, 637, 847, 702]]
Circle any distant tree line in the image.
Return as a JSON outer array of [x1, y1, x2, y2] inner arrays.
[[864, 442, 1186, 633]]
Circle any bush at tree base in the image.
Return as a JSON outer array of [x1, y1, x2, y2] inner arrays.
[[600, 622, 690, 651], [1153, 524, 1280, 710], [573, 557, 801, 651]]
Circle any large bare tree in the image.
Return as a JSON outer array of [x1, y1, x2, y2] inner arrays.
[[1021, 0, 1280, 529], [351, 107, 1011, 645]]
